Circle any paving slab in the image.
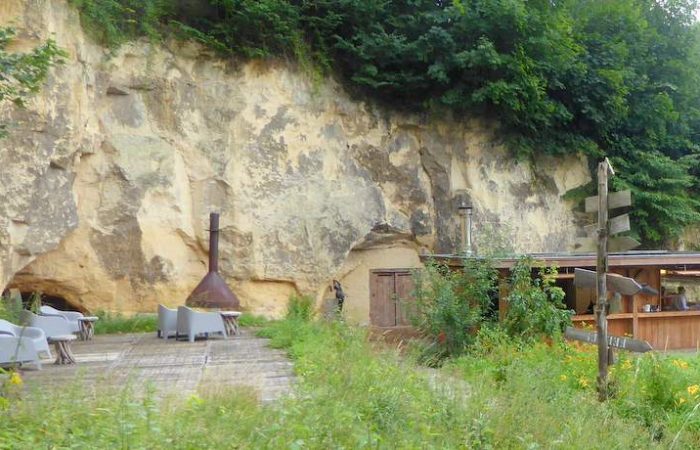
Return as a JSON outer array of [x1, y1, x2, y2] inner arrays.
[[21, 329, 295, 403]]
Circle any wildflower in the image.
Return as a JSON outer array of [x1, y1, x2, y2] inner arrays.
[[687, 385, 699, 396], [677, 397, 687, 406], [578, 377, 589, 388], [186, 394, 204, 408], [672, 359, 689, 370], [560, 374, 567, 381], [621, 359, 633, 370], [8, 371, 22, 386]]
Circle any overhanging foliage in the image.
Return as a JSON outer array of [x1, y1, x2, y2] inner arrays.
[[68, 0, 700, 246]]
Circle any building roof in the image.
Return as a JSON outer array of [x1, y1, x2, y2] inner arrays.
[[422, 251, 700, 271]]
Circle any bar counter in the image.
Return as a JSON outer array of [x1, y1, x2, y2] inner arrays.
[[572, 310, 700, 350]]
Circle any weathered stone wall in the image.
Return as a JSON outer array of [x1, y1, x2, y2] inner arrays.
[[0, 0, 591, 316]]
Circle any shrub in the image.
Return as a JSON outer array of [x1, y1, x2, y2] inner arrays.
[[502, 257, 572, 341], [286, 293, 314, 321], [411, 258, 497, 364]]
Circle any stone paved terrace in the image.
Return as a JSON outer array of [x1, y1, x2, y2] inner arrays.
[[21, 329, 295, 403]]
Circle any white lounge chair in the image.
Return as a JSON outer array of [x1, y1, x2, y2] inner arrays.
[[40, 305, 83, 333], [176, 306, 227, 343], [21, 310, 75, 339], [157, 304, 178, 339], [0, 319, 51, 368]]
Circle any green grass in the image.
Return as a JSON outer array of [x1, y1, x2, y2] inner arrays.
[[2, 319, 700, 448], [92, 311, 268, 335], [93, 311, 158, 335], [237, 313, 269, 328]]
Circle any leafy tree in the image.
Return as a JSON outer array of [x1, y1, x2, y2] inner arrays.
[[0, 27, 65, 137]]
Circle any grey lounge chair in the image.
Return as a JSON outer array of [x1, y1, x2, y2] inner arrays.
[[40, 305, 83, 333], [176, 306, 227, 343], [0, 319, 51, 368], [157, 304, 178, 339], [21, 310, 75, 339]]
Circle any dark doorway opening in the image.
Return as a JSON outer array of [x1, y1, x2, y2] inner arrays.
[[12, 291, 83, 313]]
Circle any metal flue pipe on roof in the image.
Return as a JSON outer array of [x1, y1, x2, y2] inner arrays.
[[186, 212, 241, 310]]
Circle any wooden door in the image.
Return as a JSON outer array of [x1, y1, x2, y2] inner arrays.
[[370, 270, 415, 327], [395, 272, 415, 326]]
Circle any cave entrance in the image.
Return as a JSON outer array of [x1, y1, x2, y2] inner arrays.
[[5, 283, 85, 313], [17, 291, 79, 312]]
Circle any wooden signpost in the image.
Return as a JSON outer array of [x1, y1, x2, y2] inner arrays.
[[564, 327, 652, 353], [578, 158, 641, 401]]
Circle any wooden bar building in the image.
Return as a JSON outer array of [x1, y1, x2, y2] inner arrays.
[[423, 251, 700, 350]]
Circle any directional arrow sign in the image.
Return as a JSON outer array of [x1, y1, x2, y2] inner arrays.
[[608, 213, 631, 235], [573, 237, 597, 253], [585, 190, 632, 213], [574, 268, 643, 296], [609, 236, 641, 252], [565, 327, 653, 353], [573, 235, 641, 253]]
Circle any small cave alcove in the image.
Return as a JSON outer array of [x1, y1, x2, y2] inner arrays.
[[17, 292, 81, 312], [4, 276, 85, 314], [6, 268, 87, 313]]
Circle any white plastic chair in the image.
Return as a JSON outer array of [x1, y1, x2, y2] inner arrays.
[[21, 310, 75, 340], [176, 306, 227, 343], [157, 305, 178, 339], [40, 305, 83, 333], [0, 319, 51, 368]]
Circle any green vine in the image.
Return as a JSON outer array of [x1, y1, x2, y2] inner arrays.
[[0, 27, 66, 138]]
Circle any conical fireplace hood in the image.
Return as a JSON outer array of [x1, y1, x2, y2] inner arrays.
[[186, 213, 241, 309]]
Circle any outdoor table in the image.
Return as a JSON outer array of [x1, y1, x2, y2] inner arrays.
[[47, 334, 77, 365], [220, 311, 242, 336], [77, 316, 99, 341]]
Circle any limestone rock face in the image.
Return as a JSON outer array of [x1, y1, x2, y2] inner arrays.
[[0, 0, 590, 316]]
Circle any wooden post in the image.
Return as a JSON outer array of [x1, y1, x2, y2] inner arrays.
[[596, 159, 613, 401]]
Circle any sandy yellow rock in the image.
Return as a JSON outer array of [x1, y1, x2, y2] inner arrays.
[[1, 0, 594, 318]]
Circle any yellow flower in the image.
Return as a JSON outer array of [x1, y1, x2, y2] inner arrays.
[[560, 374, 568, 381], [578, 377, 589, 388], [621, 359, 633, 370], [687, 385, 699, 396], [677, 397, 687, 406], [8, 371, 22, 386], [672, 359, 689, 370]]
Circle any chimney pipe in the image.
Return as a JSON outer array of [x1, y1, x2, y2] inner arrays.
[[209, 213, 219, 273]]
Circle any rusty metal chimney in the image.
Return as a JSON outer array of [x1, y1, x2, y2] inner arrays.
[[186, 212, 241, 309]]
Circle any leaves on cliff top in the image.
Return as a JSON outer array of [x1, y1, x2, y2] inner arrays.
[[64, 1, 700, 246]]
